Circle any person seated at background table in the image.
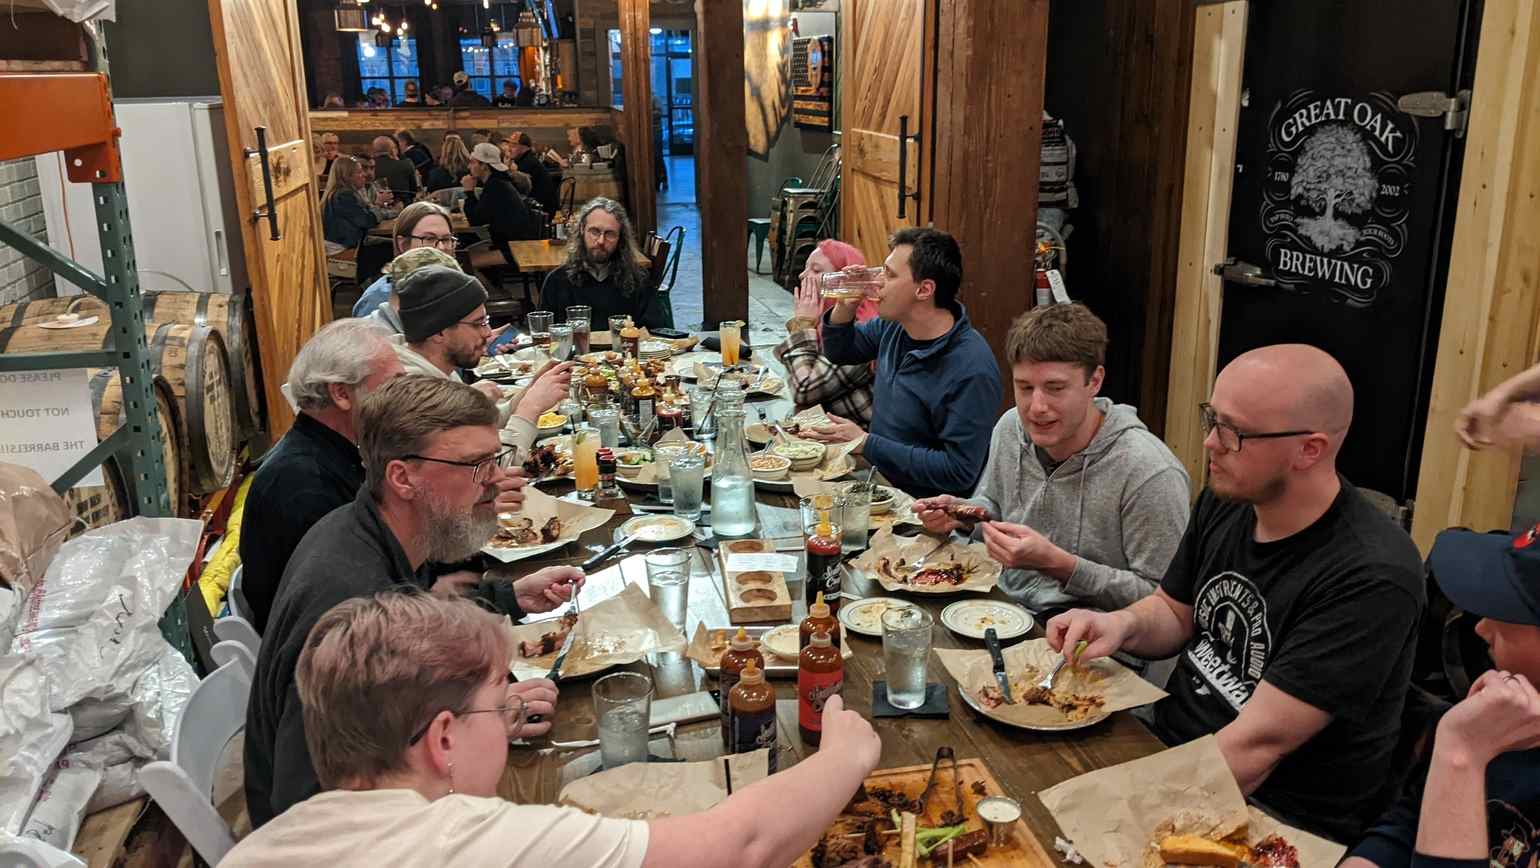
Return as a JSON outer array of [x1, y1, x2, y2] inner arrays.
[[322, 156, 387, 249], [450, 71, 490, 107], [540, 198, 665, 333], [1046, 344, 1426, 843], [472, 128, 495, 146], [915, 303, 1189, 616], [772, 239, 879, 426], [394, 128, 434, 182], [321, 95, 345, 109], [461, 142, 543, 273], [360, 248, 459, 334], [804, 227, 1001, 499], [228, 589, 883, 867], [426, 134, 472, 193], [373, 135, 420, 201], [352, 202, 459, 318], [364, 87, 391, 110], [245, 375, 583, 829], [397, 81, 425, 107], [240, 319, 404, 634], [391, 265, 571, 449], [493, 78, 520, 107], [318, 132, 341, 177], [550, 126, 592, 169], [507, 132, 559, 214], [516, 80, 538, 106], [1341, 524, 1540, 868], [356, 154, 399, 217]]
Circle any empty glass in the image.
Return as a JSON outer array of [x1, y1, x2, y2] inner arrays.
[[593, 672, 654, 768], [645, 548, 691, 634], [670, 453, 706, 521], [881, 606, 933, 710]]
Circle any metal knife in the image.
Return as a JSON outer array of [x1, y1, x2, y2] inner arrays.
[[580, 533, 637, 572], [984, 627, 1015, 704], [543, 620, 579, 681]]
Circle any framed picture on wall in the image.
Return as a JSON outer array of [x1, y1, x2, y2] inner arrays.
[[792, 35, 834, 130]]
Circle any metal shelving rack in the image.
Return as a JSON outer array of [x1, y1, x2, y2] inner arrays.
[[0, 33, 170, 519]]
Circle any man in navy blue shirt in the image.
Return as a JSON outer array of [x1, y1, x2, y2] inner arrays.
[[807, 227, 1001, 498], [1344, 524, 1540, 868]]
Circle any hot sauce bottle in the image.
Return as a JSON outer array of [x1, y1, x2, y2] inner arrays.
[[799, 591, 840, 653], [729, 661, 778, 771], [804, 515, 844, 616], [797, 629, 843, 746], [632, 380, 657, 434], [719, 627, 765, 750], [619, 318, 642, 360]]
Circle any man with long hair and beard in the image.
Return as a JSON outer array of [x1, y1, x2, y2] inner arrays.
[[245, 375, 584, 829], [539, 197, 664, 333], [1046, 344, 1426, 844]]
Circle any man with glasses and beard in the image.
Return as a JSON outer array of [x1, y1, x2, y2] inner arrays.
[[539, 197, 665, 333], [391, 265, 571, 457], [245, 375, 583, 828], [1046, 344, 1425, 844]]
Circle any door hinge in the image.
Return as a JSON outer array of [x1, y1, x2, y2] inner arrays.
[[1397, 89, 1471, 138]]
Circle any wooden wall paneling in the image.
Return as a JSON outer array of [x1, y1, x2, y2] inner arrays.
[[694, 0, 748, 324], [617, 0, 656, 235], [1410, 0, 1540, 550], [1162, 1, 1248, 490], [839, 0, 924, 268], [927, 0, 1050, 402], [207, 0, 332, 438]]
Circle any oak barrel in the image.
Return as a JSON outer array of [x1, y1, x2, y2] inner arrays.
[[0, 295, 105, 328], [141, 291, 264, 439], [68, 368, 185, 528]]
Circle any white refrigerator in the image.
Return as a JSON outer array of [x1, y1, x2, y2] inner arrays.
[[35, 97, 249, 296]]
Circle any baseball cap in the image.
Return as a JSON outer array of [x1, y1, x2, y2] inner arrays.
[[1428, 523, 1540, 627], [469, 142, 508, 173], [453, 71, 469, 86]]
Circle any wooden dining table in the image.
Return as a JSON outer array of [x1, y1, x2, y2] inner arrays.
[[487, 346, 1166, 863]]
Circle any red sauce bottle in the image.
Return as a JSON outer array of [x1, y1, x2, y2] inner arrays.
[[804, 517, 843, 616], [797, 629, 843, 746], [800, 591, 840, 653]]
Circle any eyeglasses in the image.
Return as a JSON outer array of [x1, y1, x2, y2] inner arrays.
[[401, 448, 513, 485], [453, 315, 493, 333], [584, 226, 620, 243], [1198, 403, 1313, 453], [407, 695, 526, 746], [408, 234, 458, 251]]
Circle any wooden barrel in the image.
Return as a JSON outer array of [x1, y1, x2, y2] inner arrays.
[[0, 295, 105, 328], [142, 291, 264, 439], [0, 319, 237, 495], [67, 368, 185, 528]]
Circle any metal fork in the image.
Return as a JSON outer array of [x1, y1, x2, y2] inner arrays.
[[1036, 656, 1068, 693]]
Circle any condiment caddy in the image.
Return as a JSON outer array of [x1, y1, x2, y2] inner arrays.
[[716, 539, 795, 623]]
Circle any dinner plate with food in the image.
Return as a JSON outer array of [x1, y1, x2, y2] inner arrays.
[[484, 513, 569, 563], [617, 440, 713, 489], [939, 599, 1034, 640], [521, 439, 575, 484], [836, 596, 911, 637], [618, 514, 696, 543]]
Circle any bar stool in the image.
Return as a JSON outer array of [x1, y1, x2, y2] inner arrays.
[[747, 218, 771, 273]]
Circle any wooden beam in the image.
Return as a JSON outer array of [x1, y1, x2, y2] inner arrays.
[[927, 0, 1049, 404], [695, 0, 748, 325], [1410, 0, 1540, 549], [1163, 1, 1247, 492], [617, 0, 656, 236]]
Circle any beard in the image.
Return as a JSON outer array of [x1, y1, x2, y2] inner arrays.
[[421, 488, 498, 563]]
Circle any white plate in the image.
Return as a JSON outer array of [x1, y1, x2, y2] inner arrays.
[[837, 596, 912, 637], [939, 599, 1034, 640], [483, 537, 568, 563], [760, 624, 801, 660], [619, 514, 696, 542]]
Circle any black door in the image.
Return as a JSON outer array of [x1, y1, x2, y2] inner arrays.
[[1215, 0, 1482, 502]]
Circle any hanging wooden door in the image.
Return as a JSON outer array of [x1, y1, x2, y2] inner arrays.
[[206, 0, 331, 438], [840, 0, 926, 266]]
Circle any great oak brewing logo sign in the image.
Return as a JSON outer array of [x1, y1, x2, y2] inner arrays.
[[1260, 90, 1418, 308]]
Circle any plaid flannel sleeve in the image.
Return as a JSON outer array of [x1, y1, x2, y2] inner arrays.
[[773, 327, 875, 426]]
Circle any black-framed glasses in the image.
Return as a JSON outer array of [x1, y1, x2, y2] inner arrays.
[[1199, 403, 1313, 453], [408, 233, 458, 251], [407, 697, 526, 746], [401, 448, 513, 485], [584, 226, 620, 243]]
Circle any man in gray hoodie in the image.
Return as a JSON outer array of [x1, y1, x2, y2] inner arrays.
[[915, 303, 1189, 613]]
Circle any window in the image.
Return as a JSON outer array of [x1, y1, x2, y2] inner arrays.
[[459, 37, 521, 100], [356, 34, 419, 105], [608, 29, 624, 109]]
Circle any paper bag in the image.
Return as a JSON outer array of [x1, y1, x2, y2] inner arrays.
[[935, 638, 1166, 729], [509, 584, 686, 679], [483, 486, 614, 563], [849, 527, 1000, 593], [559, 749, 770, 819], [0, 464, 73, 593], [1038, 735, 1346, 867]]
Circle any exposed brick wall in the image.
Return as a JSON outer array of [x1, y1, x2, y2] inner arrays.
[[0, 158, 57, 306]]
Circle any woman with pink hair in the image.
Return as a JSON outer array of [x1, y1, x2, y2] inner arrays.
[[773, 239, 881, 425]]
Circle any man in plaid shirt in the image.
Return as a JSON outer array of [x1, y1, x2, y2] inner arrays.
[[773, 239, 879, 425]]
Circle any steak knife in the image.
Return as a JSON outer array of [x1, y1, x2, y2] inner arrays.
[[984, 627, 1015, 704]]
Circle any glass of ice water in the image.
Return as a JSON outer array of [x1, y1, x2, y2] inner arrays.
[[645, 548, 691, 634], [840, 485, 871, 553], [590, 407, 621, 449], [670, 453, 706, 521], [592, 672, 654, 768], [550, 323, 574, 360], [881, 606, 933, 710]]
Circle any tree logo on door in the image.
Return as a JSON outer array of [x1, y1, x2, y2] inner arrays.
[[1261, 90, 1418, 307]]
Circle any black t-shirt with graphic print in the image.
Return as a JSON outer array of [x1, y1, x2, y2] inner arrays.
[[1154, 480, 1425, 843]]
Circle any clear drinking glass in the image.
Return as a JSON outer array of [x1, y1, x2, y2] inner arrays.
[[653, 444, 690, 504], [881, 606, 933, 710], [645, 548, 691, 634], [609, 314, 631, 350], [592, 672, 654, 768], [841, 484, 872, 553], [687, 385, 715, 439], [566, 305, 592, 354], [719, 320, 743, 367], [550, 323, 574, 361], [800, 494, 844, 543], [670, 453, 706, 521], [527, 310, 554, 353], [590, 407, 621, 449], [573, 424, 599, 500]]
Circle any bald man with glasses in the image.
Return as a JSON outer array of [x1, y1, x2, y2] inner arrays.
[[1047, 344, 1425, 844]]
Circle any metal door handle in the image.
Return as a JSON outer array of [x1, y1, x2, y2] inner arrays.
[[896, 114, 921, 219], [244, 126, 282, 241], [1213, 257, 1277, 288]]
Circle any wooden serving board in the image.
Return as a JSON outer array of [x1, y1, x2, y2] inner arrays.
[[794, 757, 1055, 868], [717, 538, 795, 623]]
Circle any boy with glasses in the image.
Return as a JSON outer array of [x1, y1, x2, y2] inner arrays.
[[1046, 344, 1425, 843]]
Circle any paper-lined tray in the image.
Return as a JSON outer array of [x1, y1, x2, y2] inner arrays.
[[559, 749, 771, 819], [686, 623, 852, 677], [508, 584, 686, 680], [482, 486, 613, 563], [848, 527, 1001, 594], [936, 638, 1166, 731]]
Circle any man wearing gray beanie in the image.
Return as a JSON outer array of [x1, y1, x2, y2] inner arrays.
[[390, 265, 572, 457]]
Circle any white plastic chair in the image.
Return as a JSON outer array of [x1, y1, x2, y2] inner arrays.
[[225, 564, 250, 622], [138, 656, 251, 865], [210, 639, 256, 676], [212, 615, 261, 659]]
